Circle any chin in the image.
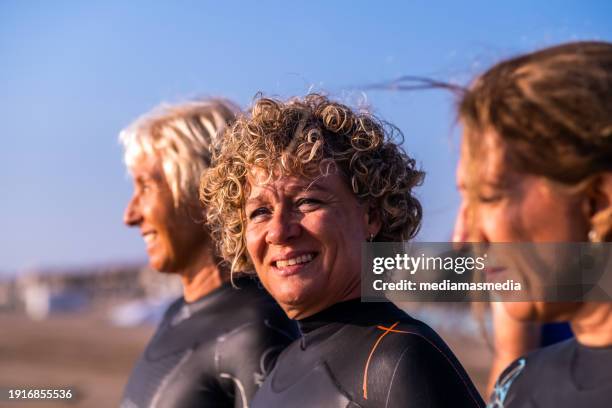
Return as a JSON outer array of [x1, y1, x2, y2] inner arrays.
[[503, 301, 539, 321], [270, 284, 318, 318], [273, 286, 307, 308], [148, 256, 178, 274]]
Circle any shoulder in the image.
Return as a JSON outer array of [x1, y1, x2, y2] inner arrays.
[[370, 317, 457, 365], [224, 278, 287, 319], [147, 296, 184, 332], [161, 296, 184, 320], [363, 318, 483, 407]]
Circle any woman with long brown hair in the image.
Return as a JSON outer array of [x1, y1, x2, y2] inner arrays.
[[453, 41, 612, 407]]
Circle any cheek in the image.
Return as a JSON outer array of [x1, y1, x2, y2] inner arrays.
[[306, 210, 365, 278], [145, 193, 172, 227], [480, 205, 517, 240], [518, 187, 582, 241], [305, 209, 365, 249], [503, 302, 538, 321]]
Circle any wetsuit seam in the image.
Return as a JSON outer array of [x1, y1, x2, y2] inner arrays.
[[301, 323, 352, 350], [216, 321, 274, 400], [320, 361, 356, 405], [384, 345, 410, 408], [219, 372, 248, 408], [263, 318, 296, 341], [149, 349, 194, 408], [256, 345, 283, 386], [215, 321, 257, 374]]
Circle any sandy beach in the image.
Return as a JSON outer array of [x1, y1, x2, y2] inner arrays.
[[0, 313, 153, 408]]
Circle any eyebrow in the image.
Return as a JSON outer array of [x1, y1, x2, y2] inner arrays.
[[245, 196, 265, 207], [135, 172, 163, 184], [245, 179, 333, 206], [302, 178, 332, 193]]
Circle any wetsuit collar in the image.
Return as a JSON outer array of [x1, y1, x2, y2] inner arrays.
[[297, 298, 406, 349], [298, 298, 363, 334], [172, 275, 258, 326]]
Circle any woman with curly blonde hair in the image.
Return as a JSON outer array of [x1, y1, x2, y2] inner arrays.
[[201, 94, 484, 407]]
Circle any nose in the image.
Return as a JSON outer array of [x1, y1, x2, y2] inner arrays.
[[124, 195, 143, 227], [453, 201, 488, 243], [265, 207, 300, 245], [452, 202, 469, 243]]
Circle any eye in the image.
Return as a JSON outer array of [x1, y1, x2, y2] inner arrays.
[[248, 207, 271, 221], [136, 178, 156, 194], [296, 197, 322, 211], [477, 193, 503, 203]]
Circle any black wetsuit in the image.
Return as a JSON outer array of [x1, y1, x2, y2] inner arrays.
[[251, 299, 484, 408], [120, 277, 298, 408], [488, 338, 612, 407], [540, 322, 573, 347]]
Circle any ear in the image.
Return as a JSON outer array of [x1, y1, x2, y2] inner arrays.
[[586, 172, 612, 242], [364, 204, 383, 239]]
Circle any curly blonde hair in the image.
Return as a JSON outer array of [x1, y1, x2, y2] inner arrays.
[[200, 94, 424, 272]]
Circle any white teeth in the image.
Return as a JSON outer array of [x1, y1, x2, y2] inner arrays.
[[143, 233, 157, 244], [276, 253, 314, 268]]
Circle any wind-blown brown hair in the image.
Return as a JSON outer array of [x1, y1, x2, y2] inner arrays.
[[459, 41, 612, 241], [459, 41, 612, 185], [200, 94, 424, 272]]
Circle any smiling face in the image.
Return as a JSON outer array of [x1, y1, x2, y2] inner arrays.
[[454, 131, 589, 244], [124, 153, 209, 274], [454, 131, 590, 320], [244, 170, 379, 319]]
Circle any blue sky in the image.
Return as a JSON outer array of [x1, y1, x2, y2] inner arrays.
[[1, 1, 611, 274]]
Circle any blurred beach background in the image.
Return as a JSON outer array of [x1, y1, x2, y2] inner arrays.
[[1, 1, 611, 406]]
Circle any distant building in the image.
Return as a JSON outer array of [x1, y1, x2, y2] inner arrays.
[[0, 279, 18, 311], [5, 263, 181, 319]]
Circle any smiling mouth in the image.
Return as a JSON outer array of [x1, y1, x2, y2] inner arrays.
[[142, 231, 157, 244], [274, 253, 316, 268]]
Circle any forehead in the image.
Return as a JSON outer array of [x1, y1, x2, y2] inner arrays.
[[458, 130, 510, 185], [246, 168, 347, 200], [128, 153, 164, 180]]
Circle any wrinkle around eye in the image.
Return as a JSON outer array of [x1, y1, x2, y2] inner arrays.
[[247, 207, 271, 222], [295, 197, 324, 211]]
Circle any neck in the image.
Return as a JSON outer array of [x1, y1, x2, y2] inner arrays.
[[179, 245, 228, 303], [570, 303, 612, 347]]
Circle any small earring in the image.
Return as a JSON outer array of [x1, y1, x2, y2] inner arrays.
[[368, 233, 375, 242], [588, 229, 601, 243]]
